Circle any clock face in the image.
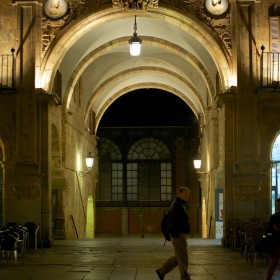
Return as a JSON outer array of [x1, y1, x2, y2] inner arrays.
[[205, 0, 229, 16], [44, 0, 69, 19]]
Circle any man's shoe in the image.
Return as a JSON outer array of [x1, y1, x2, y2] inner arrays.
[[156, 269, 164, 280]]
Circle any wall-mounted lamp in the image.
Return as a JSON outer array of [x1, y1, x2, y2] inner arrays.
[[128, 15, 142, 56], [193, 159, 201, 170], [79, 152, 94, 177], [193, 159, 208, 177]]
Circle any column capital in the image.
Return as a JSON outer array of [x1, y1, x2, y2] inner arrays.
[[36, 88, 61, 105]]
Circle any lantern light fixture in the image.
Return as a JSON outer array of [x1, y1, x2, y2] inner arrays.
[[193, 158, 208, 177], [129, 15, 142, 56], [193, 159, 201, 170], [79, 152, 94, 177]]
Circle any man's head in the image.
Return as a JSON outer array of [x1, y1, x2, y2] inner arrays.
[[177, 186, 190, 202]]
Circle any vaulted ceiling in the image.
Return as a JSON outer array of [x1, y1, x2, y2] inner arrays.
[[41, 6, 231, 130]]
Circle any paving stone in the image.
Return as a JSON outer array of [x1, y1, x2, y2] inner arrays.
[[0, 237, 277, 279]]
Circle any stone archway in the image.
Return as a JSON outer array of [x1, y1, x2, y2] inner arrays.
[[40, 7, 231, 123], [39, 5, 232, 239]]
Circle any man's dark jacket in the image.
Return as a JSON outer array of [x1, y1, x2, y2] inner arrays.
[[267, 211, 280, 246], [170, 197, 191, 238]]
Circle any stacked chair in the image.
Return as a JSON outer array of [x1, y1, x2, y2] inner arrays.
[[223, 218, 241, 248], [224, 218, 270, 264], [247, 224, 268, 264], [24, 222, 39, 250], [0, 223, 29, 264]]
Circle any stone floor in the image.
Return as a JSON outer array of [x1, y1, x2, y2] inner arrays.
[[0, 237, 279, 280]]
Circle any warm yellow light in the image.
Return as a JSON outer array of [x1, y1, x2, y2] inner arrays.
[[77, 153, 82, 172], [193, 159, 202, 169], [129, 41, 141, 56], [202, 197, 207, 238], [35, 72, 42, 88], [85, 152, 94, 169], [228, 75, 237, 88], [78, 152, 94, 177]]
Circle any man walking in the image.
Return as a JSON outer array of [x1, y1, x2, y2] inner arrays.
[[156, 186, 191, 280]]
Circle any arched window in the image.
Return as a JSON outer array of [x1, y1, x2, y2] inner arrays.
[[99, 138, 122, 160], [97, 138, 123, 201], [127, 138, 172, 202], [272, 134, 280, 213], [97, 137, 172, 205]]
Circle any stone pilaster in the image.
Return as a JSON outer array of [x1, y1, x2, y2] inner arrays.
[[5, 0, 48, 245], [225, 1, 269, 220]]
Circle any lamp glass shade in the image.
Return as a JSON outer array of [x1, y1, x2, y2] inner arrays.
[[129, 38, 142, 56], [193, 159, 201, 169], [85, 153, 94, 169]]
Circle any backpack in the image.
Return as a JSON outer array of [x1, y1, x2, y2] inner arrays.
[[161, 210, 171, 246]]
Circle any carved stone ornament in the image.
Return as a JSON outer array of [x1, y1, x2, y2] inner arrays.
[[234, 185, 260, 199], [14, 186, 40, 200], [205, 0, 229, 17], [44, 0, 69, 19], [196, 0, 231, 52], [112, 0, 159, 11], [42, 1, 110, 52]]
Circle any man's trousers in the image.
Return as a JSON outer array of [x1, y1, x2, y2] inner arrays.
[[158, 233, 190, 280]]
